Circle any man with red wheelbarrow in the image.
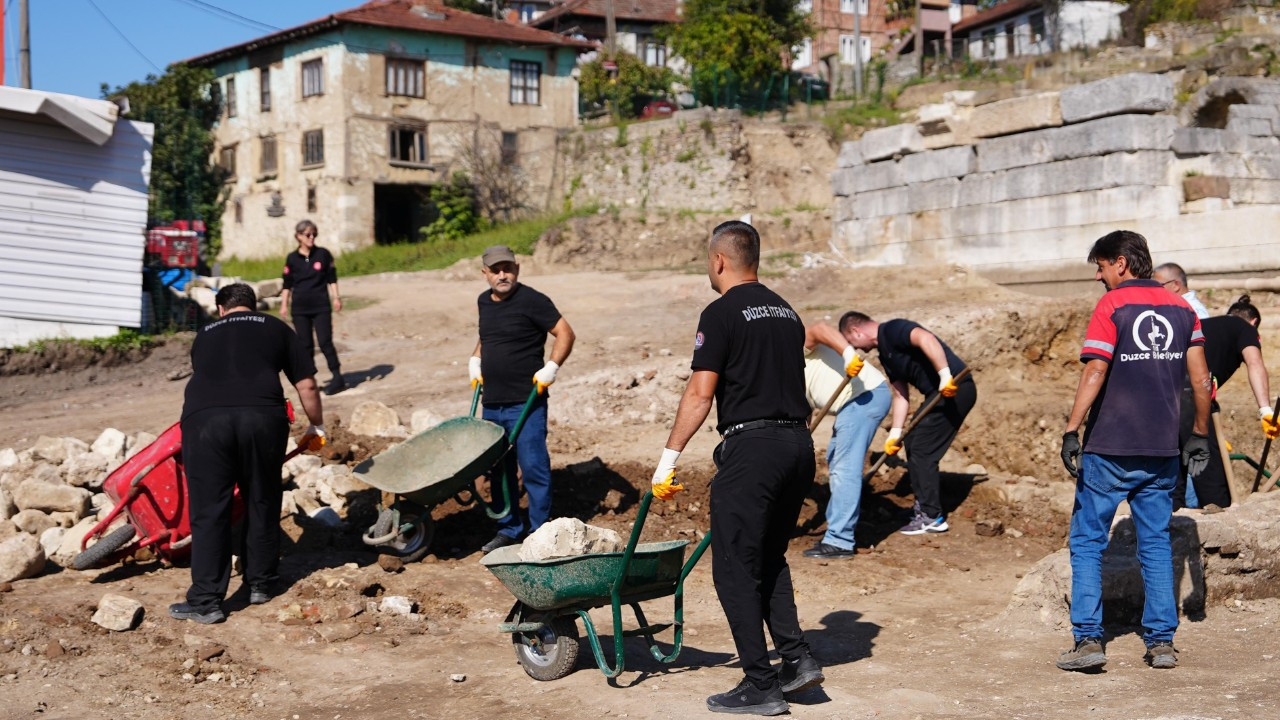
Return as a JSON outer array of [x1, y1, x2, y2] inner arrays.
[[652, 221, 823, 716], [170, 283, 325, 624]]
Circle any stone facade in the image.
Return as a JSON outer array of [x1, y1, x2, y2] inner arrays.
[[831, 73, 1280, 281]]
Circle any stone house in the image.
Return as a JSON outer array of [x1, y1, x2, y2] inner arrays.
[[529, 0, 681, 70], [185, 0, 591, 259], [952, 0, 1124, 62]]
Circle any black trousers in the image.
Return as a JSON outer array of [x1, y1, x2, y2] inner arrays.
[[1176, 388, 1231, 508], [904, 380, 977, 519], [181, 407, 288, 611], [710, 425, 816, 687], [293, 311, 341, 375]]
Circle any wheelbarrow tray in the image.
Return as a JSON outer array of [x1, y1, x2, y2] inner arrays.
[[352, 417, 506, 507], [481, 540, 690, 612]]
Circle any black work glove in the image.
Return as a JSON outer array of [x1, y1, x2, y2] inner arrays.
[[1183, 433, 1211, 477], [1061, 431, 1081, 478]]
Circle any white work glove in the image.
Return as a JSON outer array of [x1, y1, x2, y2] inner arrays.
[[938, 367, 958, 398], [842, 346, 864, 378], [533, 360, 559, 393], [884, 427, 903, 456], [300, 425, 327, 453], [468, 356, 483, 389], [651, 448, 685, 501]]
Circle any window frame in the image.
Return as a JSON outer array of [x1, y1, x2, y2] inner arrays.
[[225, 77, 237, 118], [385, 56, 426, 98], [302, 129, 325, 168], [501, 131, 518, 166], [302, 58, 324, 98], [642, 39, 667, 67], [259, 135, 278, 175], [219, 144, 237, 179], [260, 67, 272, 112], [388, 125, 430, 167], [840, 0, 867, 14], [509, 60, 541, 106]]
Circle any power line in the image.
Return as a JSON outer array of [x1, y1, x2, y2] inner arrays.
[[170, 0, 279, 33], [85, 0, 163, 73]]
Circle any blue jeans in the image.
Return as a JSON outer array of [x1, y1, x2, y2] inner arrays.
[[822, 385, 891, 550], [1069, 452, 1179, 645], [483, 398, 552, 539]]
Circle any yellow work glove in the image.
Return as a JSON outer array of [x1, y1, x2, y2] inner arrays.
[[651, 449, 685, 501], [842, 346, 864, 378], [884, 428, 903, 456], [532, 361, 559, 394], [300, 425, 327, 453], [1262, 406, 1279, 441], [938, 367, 958, 398], [468, 356, 483, 390]]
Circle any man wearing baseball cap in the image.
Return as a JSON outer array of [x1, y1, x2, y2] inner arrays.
[[470, 245, 575, 553]]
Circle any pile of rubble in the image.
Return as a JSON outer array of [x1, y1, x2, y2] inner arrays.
[[181, 277, 284, 317]]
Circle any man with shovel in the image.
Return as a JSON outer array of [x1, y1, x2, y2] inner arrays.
[[838, 312, 976, 535]]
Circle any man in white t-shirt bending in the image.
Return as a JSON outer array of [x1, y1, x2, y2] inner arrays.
[[802, 322, 891, 559]]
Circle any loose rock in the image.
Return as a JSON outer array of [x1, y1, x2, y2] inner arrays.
[[11, 509, 56, 537], [13, 479, 92, 516], [379, 596, 415, 615], [975, 519, 1004, 537], [518, 517, 624, 561], [377, 555, 405, 573], [91, 594, 144, 631], [349, 401, 403, 437], [0, 534, 45, 583], [90, 429, 128, 462], [39, 526, 66, 558]]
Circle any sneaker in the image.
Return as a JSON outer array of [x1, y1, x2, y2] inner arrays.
[[778, 653, 824, 695], [169, 602, 226, 625], [1145, 641, 1178, 669], [248, 587, 272, 606], [899, 513, 949, 535], [324, 375, 347, 396], [481, 533, 521, 553], [802, 542, 856, 559], [706, 678, 789, 716], [1056, 637, 1106, 671]]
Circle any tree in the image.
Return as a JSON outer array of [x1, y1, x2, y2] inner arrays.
[[102, 64, 229, 261], [665, 0, 809, 91], [579, 52, 675, 119]]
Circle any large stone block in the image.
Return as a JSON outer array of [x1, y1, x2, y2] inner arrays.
[[1246, 154, 1280, 179], [833, 197, 856, 223], [1229, 104, 1280, 121], [959, 151, 1173, 206], [948, 186, 1181, 238], [837, 141, 864, 168], [967, 93, 1063, 139], [14, 479, 92, 516], [1177, 153, 1249, 178], [906, 178, 961, 213], [977, 115, 1177, 173], [852, 186, 910, 218], [1227, 117, 1273, 137], [900, 146, 976, 184], [517, 517, 625, 561], [1230, 179, 1280, 204], [1059, 73, 1175, 124], [1173, 128, 1246, 155], [831, 168, 857, 197], [851, 161, 904, 193], [0, 533, 44, 583], [1183, 176, 1231, 201], [858, 124, 925, 162]]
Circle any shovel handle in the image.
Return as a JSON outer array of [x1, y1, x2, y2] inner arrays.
[[810, 375, 853, 433], [1252, 393, 1280, 492], [862, 366, 972, 482]]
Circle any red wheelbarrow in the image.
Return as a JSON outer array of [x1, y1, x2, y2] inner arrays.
[[73, 422, 309, 570]]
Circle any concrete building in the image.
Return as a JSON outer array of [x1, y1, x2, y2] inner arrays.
[[953, 0, 1124, 61], [186, 0, 590, 259], [0, 87, 154, 348], [530, 0, 681, 70], [791, 0, 894, 76]]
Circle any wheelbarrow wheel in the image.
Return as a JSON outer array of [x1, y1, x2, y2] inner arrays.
[[386, 508, 434, 563], [513, 616, 579, 681], [72, 524, 137, 571]]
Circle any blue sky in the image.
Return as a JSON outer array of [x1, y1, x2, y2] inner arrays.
[[5, 0, 358, 98]]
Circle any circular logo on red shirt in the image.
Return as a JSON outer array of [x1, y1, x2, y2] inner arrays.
[[313, 261, 322, 271]]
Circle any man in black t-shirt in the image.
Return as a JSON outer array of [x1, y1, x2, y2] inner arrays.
[[651, 221, 822, 716], [470, 245, 575, 553], [170, 283, 325, 624], [840, 313, 976, 535]]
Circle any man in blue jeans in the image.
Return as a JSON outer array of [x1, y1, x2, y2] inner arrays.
[[1058, 230, 1212, 671], [469, 245, 575, 553], [801, 322, 891, 559]]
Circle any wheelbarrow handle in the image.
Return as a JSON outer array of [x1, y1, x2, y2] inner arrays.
[[470, 383, 482, 417]]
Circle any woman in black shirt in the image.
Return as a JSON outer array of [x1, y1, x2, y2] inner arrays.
[[281, 219, 345, 395]]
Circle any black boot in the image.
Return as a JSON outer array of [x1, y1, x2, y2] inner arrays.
[[706, 678, 789, 715]]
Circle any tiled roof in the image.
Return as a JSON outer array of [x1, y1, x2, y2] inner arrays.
[[952, 0, 1041, 34], [530, 0, 682, 28], [185, 0, 593, 67]]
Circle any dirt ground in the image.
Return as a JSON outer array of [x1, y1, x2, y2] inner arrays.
[[2, 259, 1279, 720]]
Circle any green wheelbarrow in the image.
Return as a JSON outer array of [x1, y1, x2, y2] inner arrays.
[[357, 385, 540, 562], [481, 491, 712, 681]]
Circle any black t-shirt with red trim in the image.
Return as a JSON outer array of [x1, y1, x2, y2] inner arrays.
[[282, 246, 337, 315], [1080, 278, 1204, 457], [478, 283, 562, 406], [182, 311, 315, 421], [690, 282, 809, 433], [1202, 315, 1260, 388]]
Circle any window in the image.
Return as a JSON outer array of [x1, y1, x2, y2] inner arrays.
[[518, 3, 538, 21], [839, 0, 868, 14], [260, 67, 271, 112], [797, 0, 812, 12], [509, 60, 541, 105], [388, 126, 428, 166], [642, 40, 666, 67], [1029, 11, 1046, 45], [260, 135, 277, 174], [307, 185, 317, 213], [225, 77, 237, 118], [234, 198, 243, 224], [386, 57, 425, 97], [303, 129, 324, 167], [793, 38, 813, 69], [839, 35, 870, 64], [980, 28, 997, 58], [501, 131, 518, 165], [302, 59, 324, 97], [1005, 22, 1016, 57], [219, 145, 237, 178]]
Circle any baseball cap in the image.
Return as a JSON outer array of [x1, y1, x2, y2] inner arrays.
[[482, 245, 517, 267]]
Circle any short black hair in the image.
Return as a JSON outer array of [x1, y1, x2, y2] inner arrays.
[[710, 220, 760, 270], [1228, 293, 1261, 325], [1087, 230, 1153, 279], [215, 283, 257, 311], [838, 311, 873, 334], [1154, 262, 1188, 287]]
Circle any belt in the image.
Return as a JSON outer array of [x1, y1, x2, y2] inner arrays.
[[722, 419, 806, 438]]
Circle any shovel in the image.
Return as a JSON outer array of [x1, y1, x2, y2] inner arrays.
[[1253, 393, 1280, 493], [862, 366, 973, 483]]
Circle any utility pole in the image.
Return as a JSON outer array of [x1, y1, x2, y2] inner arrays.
[[853, 0, 864, 98], [20, 0, 32, 88], [914, 0, 923, 77], [605, 0, 617, 57], [1, 1, 6, 86]]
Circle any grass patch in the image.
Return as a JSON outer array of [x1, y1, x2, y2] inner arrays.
[[14, 328, 159, 355], [221, 208, 598, 282], [820, 101, 902, 143], [675, 148, 698, 163]]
